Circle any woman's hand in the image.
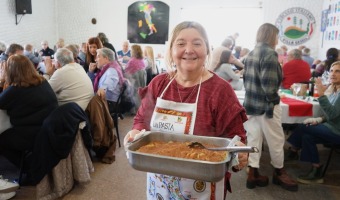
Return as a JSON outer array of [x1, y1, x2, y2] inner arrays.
[[123, 129, 145, 146], [315, 77, 328, 96], [44, 57, 55, 76], [89, 62, 97, 73], [234, 141, 248, 171], [96, 88, 106, 100]]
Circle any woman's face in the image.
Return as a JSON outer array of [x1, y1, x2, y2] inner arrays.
[[330, 64, 340, 85], [88, 44, 98, 56], [171, 28, 207, 72]]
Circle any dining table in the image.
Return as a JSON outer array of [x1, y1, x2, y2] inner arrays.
[[235, 89, 323, 124]]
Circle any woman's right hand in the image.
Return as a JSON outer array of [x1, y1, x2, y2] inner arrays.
[[123, 129, 145, 147], [89, 62, 97, 72]]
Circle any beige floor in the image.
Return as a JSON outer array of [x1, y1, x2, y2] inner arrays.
[[3, 115, 340, 200]]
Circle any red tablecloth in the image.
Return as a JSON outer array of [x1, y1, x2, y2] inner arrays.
[[280, 97, 313, 116]]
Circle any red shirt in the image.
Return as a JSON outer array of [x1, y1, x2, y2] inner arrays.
[[282, 59, 311, 89], [133, 72, 247, 142]]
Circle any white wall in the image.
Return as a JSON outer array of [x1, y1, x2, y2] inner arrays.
[[0, 0, 56, 51], [0, 0, 324, 59]]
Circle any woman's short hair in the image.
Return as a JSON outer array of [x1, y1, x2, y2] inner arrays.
[[165, 21, 211, 71], [97, 47, 115, 62], [6, 54, 44, 87], [256, 23, 279, 49]]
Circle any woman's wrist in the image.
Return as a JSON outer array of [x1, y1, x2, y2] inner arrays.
[[0, 79, 5, 87]]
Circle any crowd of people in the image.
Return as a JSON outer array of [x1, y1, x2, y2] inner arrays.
[[0, 20, 339, 200], [0, 33, 161, 199]]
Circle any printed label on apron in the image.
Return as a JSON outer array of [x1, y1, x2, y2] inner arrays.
[[152, 107, 193, 134]]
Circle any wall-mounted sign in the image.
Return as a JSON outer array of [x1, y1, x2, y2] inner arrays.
[[127, 1, 169, 44], [275, 7, 316, 46]]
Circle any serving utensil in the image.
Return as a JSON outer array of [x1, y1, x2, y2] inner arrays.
[[188, 141, 259, 153]]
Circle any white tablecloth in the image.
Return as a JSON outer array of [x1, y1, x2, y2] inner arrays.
[[0, 109, 12, 134], [235, 90, 323, 124]]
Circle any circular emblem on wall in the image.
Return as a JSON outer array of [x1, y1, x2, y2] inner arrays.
[[275, 7, 316, 46], [193, 180, 206, 193]]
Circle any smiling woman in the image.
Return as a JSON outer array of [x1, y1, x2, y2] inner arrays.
[[124, 21, 248, 200]]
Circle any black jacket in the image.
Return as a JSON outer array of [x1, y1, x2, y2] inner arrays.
[[29, 102, 92, 185]]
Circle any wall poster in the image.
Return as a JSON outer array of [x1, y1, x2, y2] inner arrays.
[[127, 1, 169, 44], [275, 7, 316, 46]]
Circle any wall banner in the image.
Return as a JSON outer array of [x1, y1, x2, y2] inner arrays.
[[275, 7, 316, 46]]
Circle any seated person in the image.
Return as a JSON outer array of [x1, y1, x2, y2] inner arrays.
[[0, 43, 24, 62], [117, 40, 131, 64], [65, 44, 85, 67], [87, 47, 124, 112], [0, 55, 58, 185], [0, 41, 6, 55], [214, 50, 243, 90], [282, 49, 311, 89], [39, 40, 55, 58], [301, 47, 314, 68], [314, 48, 338, 77], [24, 44, 42, 67], [286, 61, 340, 184], [210, 38, 244, 71], [44, 48, 94, 110], [124, 44, 146, 112]]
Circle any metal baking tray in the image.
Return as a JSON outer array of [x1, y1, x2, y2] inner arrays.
[[126, 131, 234, 182]]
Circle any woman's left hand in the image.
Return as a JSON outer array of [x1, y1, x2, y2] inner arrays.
[[97, 88, 106, 100], [315, 78, 328, 96], [234, 141, 248, 171]]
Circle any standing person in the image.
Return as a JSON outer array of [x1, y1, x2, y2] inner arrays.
[[117, 40, 131, 64], [285, 62, 340, 184], [97, 32, 118, 60], [0, 55, 58, 184], [124, 21, 248, 200], [84, 37, 103, 72], [243, 23, 298, 192], [227, 32, 239, 51]]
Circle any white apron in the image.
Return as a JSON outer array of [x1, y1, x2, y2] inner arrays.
[[147, 77, 224, 200]]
